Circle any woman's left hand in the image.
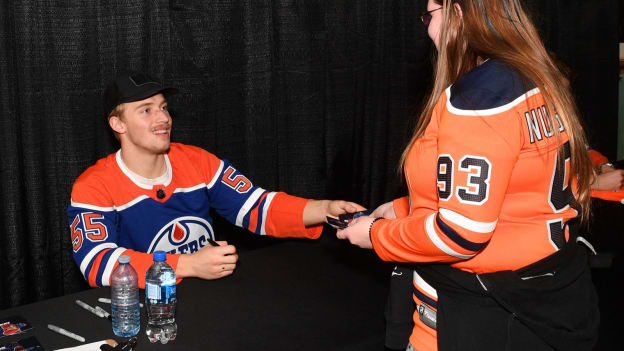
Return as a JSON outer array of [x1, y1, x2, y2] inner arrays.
[[336, 215, 376, 249]]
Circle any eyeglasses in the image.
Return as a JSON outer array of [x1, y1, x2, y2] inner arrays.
[[420, 7, 442, 28]]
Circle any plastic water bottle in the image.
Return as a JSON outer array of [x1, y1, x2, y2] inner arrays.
[[110, 255, 140, 337], [145, 251, 177, 344]]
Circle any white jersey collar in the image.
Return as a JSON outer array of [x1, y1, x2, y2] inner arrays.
[[115, 150, 173, 189]]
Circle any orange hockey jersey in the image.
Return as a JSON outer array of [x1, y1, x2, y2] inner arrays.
[[370, 60, 578, 350]]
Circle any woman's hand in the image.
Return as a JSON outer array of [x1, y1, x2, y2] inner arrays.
[[336, 216, 376, 249], [371, 201, 396, 219], [592, 169, 624, 192]]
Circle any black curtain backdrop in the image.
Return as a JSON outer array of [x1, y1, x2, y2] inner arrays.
[[0, 0, 617, 309]]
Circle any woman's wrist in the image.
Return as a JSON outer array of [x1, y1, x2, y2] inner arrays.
[[368, 217, 383, 243]]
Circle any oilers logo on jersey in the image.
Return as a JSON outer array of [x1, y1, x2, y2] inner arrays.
[[148, 216, 215, 254]]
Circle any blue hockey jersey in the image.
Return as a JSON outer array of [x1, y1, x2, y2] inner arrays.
[[68, 143, 321, 288]]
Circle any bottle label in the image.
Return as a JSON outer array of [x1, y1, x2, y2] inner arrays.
[[146, 283, 176, 303], [146, 282, 160, 300]]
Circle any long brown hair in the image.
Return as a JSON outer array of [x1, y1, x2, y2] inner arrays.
[[402, 0, 593, 220]]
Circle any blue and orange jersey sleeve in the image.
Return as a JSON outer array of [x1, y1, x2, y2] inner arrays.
[[189, 147, 320, 239], [68, 162, 180, 288]]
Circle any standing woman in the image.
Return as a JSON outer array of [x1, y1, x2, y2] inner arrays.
[[337, 0, 599, 350]]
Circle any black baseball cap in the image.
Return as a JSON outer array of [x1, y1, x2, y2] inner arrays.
[[104, 72, 177, 118]]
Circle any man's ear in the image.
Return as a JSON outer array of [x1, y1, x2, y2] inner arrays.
[[109, 116, 126, 134]]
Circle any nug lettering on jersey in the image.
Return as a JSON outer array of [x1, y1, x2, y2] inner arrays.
[[524, 105, 565, 144], [147, 216, 216, 254]]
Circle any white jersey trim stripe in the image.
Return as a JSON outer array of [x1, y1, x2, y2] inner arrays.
[[207, 160, 224, 189], [100, 248, 126, 286], [70, 200, 115, 212], [235, 188, 265, 227], [413, 270, 438, 298], [260, 192, 277, 235], [71, 195, 150, 213], [439, 208, 497, 234], [446, 87, 541, 116], [173, 183, 207, 193], [425, 213, 474, 260], [115, 195, 151, 211], [79, 243, 118, 277]]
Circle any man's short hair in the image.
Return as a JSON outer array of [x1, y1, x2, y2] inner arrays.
[[108, 103, 125, 120]]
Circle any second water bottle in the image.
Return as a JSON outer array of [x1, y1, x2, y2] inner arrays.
[[145, 251, 177, 344]]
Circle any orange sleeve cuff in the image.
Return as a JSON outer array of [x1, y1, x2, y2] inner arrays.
[[265, 193, 322, 239], [393, 196, 410, 218]]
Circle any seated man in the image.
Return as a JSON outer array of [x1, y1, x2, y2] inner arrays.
[[68, 72, 363, 288]]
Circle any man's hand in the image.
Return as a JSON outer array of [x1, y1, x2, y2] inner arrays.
[[303, 199, 366, 226], [176, 241, 238, 280]]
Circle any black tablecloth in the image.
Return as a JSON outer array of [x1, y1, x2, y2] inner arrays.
[[0, 235, 391, 350]]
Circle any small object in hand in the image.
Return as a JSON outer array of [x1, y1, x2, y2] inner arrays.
[[326, 216, 348, 229], [327, 210, 371, 229], [339, 210, 371, 222]]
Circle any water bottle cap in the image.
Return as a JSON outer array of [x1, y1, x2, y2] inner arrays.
[[118, 255, 130, 264], [153, 251, 166, 261]]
